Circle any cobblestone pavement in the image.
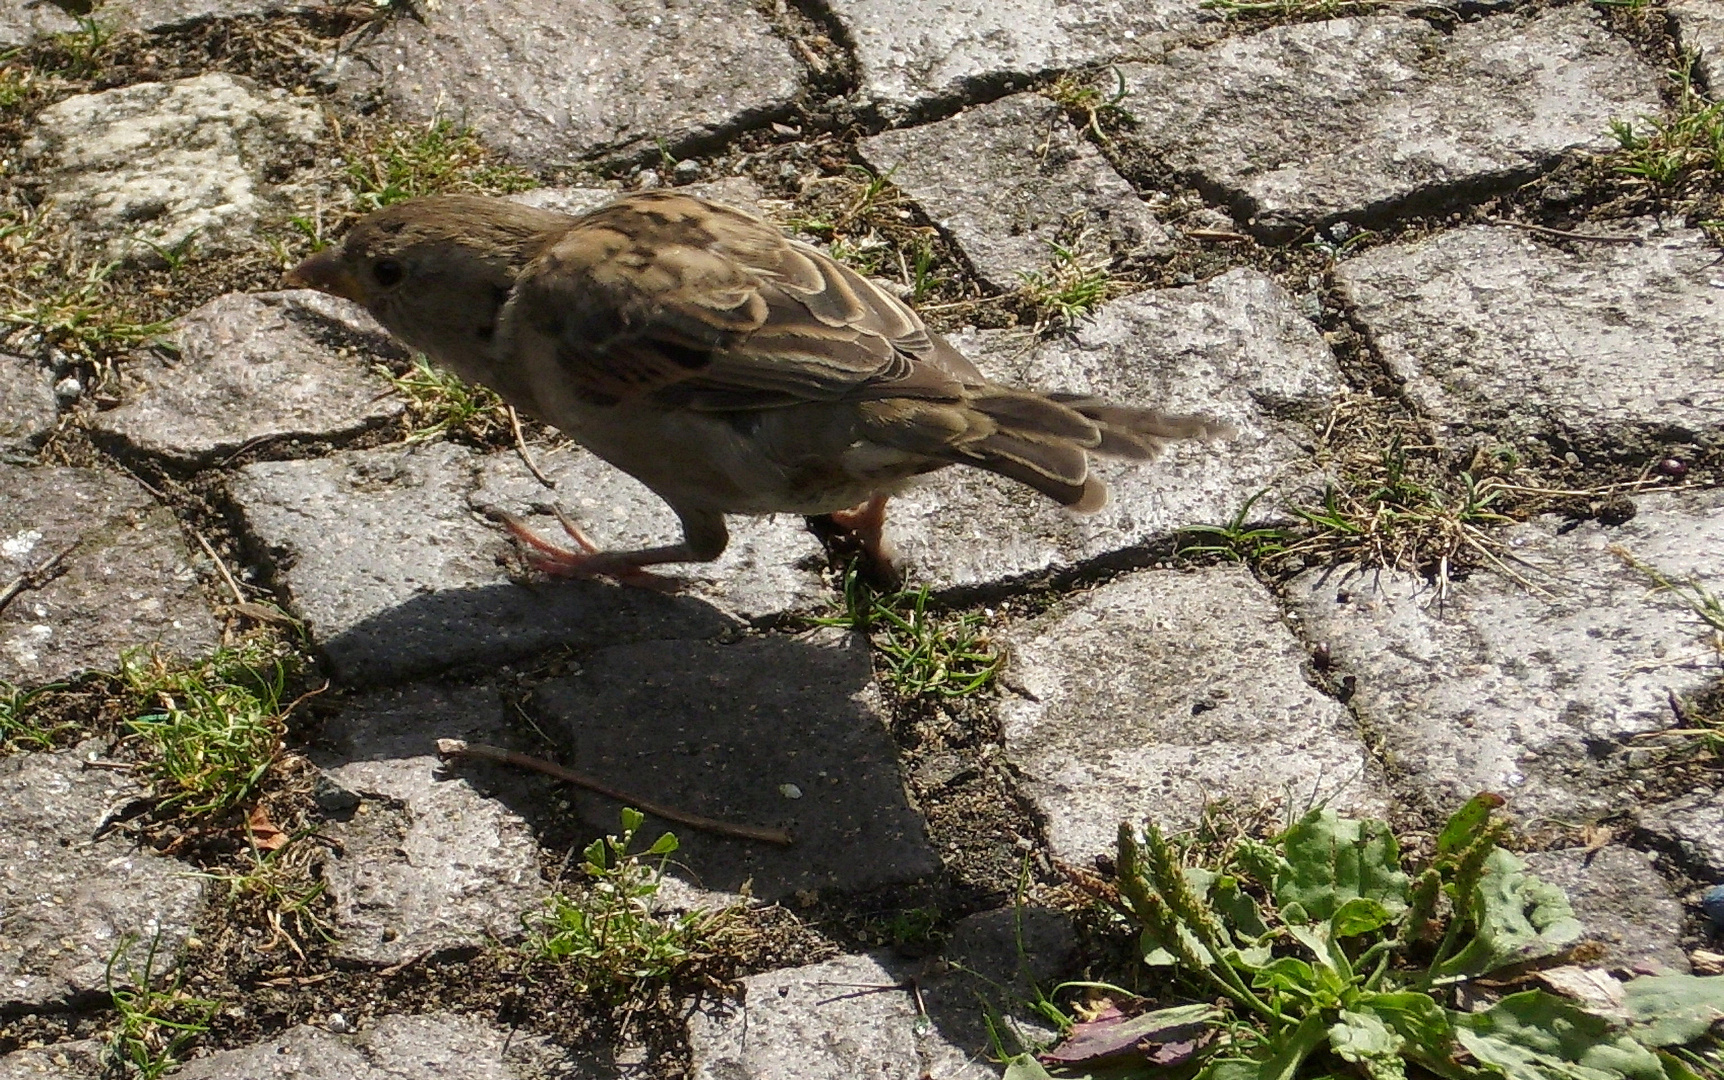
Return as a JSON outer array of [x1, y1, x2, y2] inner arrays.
[[1, 0, 1722, 1077]]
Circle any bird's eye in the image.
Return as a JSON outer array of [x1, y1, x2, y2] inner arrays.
[[372, 258, 405, 288]]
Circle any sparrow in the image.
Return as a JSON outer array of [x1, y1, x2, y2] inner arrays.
[[285, 191, 1230, 581]]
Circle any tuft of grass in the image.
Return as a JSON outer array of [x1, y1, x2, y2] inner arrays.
[[343, 116, 537, 212], [524, 808, 731, 1002], [1017, 240, 1129, 326], [1178, 489, 1295, 564], [47, 15, 115, 80], [0, 679, 78, 752], [818, 565, 1002, 699], [1043, 68, 1135, 142], [380, 353, 510, 442], [1029, 795, 1724, 1080], [197, 828, 335, 959], [0, 200, 173, 360], [118, 644, 295, 820], [1609, 62, 1724, 187], [105, 932, 220, 1080]]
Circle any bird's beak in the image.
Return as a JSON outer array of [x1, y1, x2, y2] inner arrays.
[[285, 249, 367, 304]]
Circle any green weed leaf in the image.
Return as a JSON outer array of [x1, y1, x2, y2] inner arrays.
[[1276, 809, 1409, 922], [1432, 850, 1581, 979], [1331, 1008, 1409, 1080], [1456, 990, 1666, 1080], [1621, 974, 1724, 1048]]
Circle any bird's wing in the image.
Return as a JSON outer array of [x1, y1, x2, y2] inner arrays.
[[503, 191, 981, 409]]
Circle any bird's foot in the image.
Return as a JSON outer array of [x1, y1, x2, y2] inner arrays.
[[500, 509, 677, 589], [821, 495, 902, 590]]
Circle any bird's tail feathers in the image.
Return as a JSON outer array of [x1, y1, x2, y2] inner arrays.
[[963, 389, 1229, 513]]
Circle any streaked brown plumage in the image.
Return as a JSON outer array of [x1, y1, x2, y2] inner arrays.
[[286, 191, 1230, 579]]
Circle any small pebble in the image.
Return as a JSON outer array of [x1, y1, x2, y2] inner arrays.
[[778, 782, 802, 799], [1657, 458, 1688, 478], [1702, 884, 1724, 931], [673, 158, 701, 182], [637, 169, 662, 190], [53, 376, 81, 401], [327, 1013, 353, 1034]]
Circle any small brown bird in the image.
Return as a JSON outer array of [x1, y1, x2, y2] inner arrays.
[[287, 192, 1229, 580]]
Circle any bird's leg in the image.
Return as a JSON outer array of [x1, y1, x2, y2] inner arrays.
[[826, 495, 901, 588], [500, 506, 729, 587]]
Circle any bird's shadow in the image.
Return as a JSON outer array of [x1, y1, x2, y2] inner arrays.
[[312, 581, 1071, 1071], [315, 580, 938, 903]]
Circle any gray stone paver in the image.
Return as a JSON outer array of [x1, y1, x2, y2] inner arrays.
[[1671, 0, 1724, 91], [889, 268, 1342, 590], [687, 951, 992, 1080], [1337, 220, 1724, 456], [228, 441, 735, 685], [21, 73, 320, 266], [1523, 846, 1689, 975], [0, 0, 76, 50], [336, 0, 802, 164], [2, 0, 1718, 1060], [0, 1039, 104, 1080], [171, 1012, 590, 1080], [1116, 8, 1663, 233], [91, 291, 406, 465], [532, 631, 940, 900], [1, 464, 219, 685], [1637, 791, 1724, 881], [311, 684, 547, 965], [825, 0, 1208, 117], [1000, 565, 1387, 864], [859, 93, 1171, 290], [0, 353, 57, 453], [0, 742, 203, 1010], [102, 0, 322, 32], [1291, 490, 1724, 825]]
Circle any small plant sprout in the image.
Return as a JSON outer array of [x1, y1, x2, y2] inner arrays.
[[1609, 61, 1724, 186], [1179, 489, 1295, 563], [119, 644, 296, 819], [0, 678, 75, 752], [1017, 239, 1128, 327], [524, 808, 729, 1001], [1045, 67, 1134, 141], [818, 565, 1002, 699], [381, 353, 510, 441], [344, 116, 536, 212], [1021, 795, 1724, 1079], [105, 931, 220, 1080]]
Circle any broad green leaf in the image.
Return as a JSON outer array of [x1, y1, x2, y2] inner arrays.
[[1436, 793, 1506, 860], [1330, 1008, 1408, 1080], [1233, 836, 1291, 891], [647, 832, 679, 855], [1200, 1013, 1331, 1080], [1432, 850, 1582, 979], [1253, 956, 1320, 998], [619, 806, 645, 833], [1457, 990, 1667, 1080], [1276, 809, 1409, 922], [1288, 920, 1354, 984], [1622, 974, 1724, 1048], [1333, 897, 1396, 938], [1361, 992, 1471, 1080], [1213, 874, 1271, 940], [1004, 1054, 1057, 1080], [1140, 922, 1215, 968]]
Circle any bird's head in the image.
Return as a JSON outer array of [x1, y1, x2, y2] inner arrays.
[[286, 195, 569, 378]]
